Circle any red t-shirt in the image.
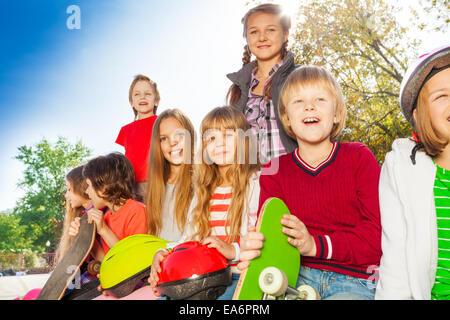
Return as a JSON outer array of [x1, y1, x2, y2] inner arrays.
[[116, 115, 157, 182], [101, 199, 148, 254]]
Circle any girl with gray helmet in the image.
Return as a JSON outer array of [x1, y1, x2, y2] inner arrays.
[[376, 44, 450, 299]]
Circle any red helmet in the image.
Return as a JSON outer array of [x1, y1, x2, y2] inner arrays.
[[156, 241, 232, 300]]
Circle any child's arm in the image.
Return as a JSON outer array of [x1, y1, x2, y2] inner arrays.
[[202, 237, 237, 261], [149, 249, 169, 296], [68, 217, 81, 237], [91, 240, 106, 262], [87, 208, 120, 249], [375, 152, 411, 299], [237, 227, 265, 271]]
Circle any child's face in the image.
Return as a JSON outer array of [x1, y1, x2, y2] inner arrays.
[[285, 84, 338, 146], [64, 180, 88, 209], [246, 12, 288, 63], [417, 68, 450, 142], [131, 80, 157, 119], [160, 117, 187, 166], [204, 128, 237, 166], [85, 178, 107, 210]]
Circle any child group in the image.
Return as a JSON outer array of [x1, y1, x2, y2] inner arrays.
[[61, 3, 450, 300]]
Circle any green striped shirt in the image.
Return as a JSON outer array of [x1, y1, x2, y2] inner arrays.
[[431, 164, 450, 300]]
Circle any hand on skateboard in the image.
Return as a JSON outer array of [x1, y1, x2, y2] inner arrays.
[[233, 198, 319, 300]]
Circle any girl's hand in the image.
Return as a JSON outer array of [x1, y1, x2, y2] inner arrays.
[[68, 217, 81, 237], [149, 249, 169, 297], [87, 207, 106, 234], [237, 227, 265, 271], [202, 236, 236, 261], [281, 215, 316, 257]]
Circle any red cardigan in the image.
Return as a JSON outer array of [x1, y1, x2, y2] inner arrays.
[[258, 142, 382, 280]]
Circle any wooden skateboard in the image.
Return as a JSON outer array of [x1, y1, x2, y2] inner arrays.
[[37, 213, 97, 300], [233, 197, 319, 300]]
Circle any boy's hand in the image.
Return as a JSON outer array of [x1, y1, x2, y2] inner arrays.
[[202, 236, 236, 261], [281, 214, 316, 257], [237, 227, 265, 271], [87, 207, 106, 234], [68, 217, 81, 237]]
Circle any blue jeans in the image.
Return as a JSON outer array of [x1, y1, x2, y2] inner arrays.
[[217, 273, 240, 300], [296, 266, 376, 300]]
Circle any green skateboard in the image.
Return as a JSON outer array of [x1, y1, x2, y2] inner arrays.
[[233, 197, 319, 300]]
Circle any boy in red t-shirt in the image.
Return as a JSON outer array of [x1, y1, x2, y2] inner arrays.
[[69, 152, 148, 260], [116, 74, 160, 201]]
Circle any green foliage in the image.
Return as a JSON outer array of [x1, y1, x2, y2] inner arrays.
[[249, 0, 447, 163], [12, 137, 91, 252], [0, 213, 31, 251], [289, 0, 416, 163]]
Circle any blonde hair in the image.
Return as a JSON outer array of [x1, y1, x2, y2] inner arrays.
[[129, 74, 160, 119], [192, 106, 260, 243], [278, 65, 347, 141], [56, 166, 89, 263], [413, 81, 448, 157], [145, 109, 195, 236]]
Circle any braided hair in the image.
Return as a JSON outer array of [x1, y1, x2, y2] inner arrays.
[[226, 3, 291, 105]]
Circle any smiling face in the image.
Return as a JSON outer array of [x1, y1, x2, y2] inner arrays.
[[130, 80, 158, 119], [417, 68, 450, 143], [159, 117, 187, 167], [203, 128, 237, 167], [245, 11, 288, 64], [285, 84, 339, 146]]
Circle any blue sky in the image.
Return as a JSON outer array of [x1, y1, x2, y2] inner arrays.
[[0, 0, 248, 210], [0, 0, 448, 211]]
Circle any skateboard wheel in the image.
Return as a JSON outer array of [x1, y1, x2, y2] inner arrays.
[[297, 285, 319, 300], [87, 260, 101, 275], [258, 267, 288, 297]]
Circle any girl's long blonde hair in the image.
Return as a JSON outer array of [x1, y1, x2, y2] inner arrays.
[[145, 109, 195, 236], [56, 165, 89, 263], [192, 106, 260, 243]]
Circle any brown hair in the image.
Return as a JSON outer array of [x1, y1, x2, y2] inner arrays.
[[192, 106, 260, 243], [278, 66, 347, 141], [412, 81, 448, 158], [145, 109, 196, 236], [227, 3, 291, 105], [83, 152, 135, 207], [56, 165, 89, 263], [129, 74, 160, 119]]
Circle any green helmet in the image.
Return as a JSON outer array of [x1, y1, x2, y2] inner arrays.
[[99, 234, 168, 297]]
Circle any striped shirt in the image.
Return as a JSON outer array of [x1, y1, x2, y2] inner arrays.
[[209, 185, 259, 274], [245, 60, 287, 164], [431, 164, 450, 300]]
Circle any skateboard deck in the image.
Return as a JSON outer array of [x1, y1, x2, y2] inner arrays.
[[37, 214, 96, 300], [233, 197, 300, 300]]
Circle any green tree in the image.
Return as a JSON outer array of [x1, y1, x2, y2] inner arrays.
[[0, 213, 31, 251], [251, 0, 448, 162], [289, 0, 418, 163], [416, 0, 450, 32], [13, 137, 91, 252]]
